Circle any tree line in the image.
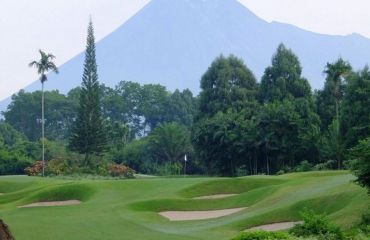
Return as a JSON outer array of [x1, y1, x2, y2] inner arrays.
[[192, 44, 369, 180], [1, 24, 369, 181]]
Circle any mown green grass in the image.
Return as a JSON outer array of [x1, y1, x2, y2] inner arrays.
[[0, 171, 368, 240]]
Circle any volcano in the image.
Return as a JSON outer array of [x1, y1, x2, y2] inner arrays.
[[2, 0, 370, 111]]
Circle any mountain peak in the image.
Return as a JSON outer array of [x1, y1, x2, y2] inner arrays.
[[1, 0, 370, 112]]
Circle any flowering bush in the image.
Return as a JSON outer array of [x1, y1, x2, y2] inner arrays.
[[24, 161, 43, 176], [108, 163, 135, 178]]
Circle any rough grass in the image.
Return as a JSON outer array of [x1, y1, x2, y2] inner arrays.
[[0, 171, 368, 240]]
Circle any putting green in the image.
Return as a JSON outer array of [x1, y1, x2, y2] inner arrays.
[[0, 171, 368, 240]]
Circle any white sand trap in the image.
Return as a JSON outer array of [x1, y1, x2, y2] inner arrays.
[[246, 221, 303, 232], [193, 194, 237, 200], [160, 207, 246, 221], [18, 200, 81, 208]]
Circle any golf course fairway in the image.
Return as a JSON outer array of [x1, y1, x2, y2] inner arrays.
[[0, 171, 368, 240]]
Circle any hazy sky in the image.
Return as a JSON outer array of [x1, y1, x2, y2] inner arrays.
[[1, 0, 370, 101]]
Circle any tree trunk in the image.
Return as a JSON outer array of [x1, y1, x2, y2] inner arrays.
[[266, 143, 270, 175], [84, 152, 90, 167], [336, 99, 341, 169], [230, 158, 234, 177], [42, 82, 45, 177], [248, 154, 252, 176], [253, 148, 257, 175]]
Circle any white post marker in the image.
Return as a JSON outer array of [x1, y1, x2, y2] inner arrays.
[[184, 154, 187, 177]]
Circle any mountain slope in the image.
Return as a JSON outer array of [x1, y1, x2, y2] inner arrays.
[[2, 0, 370, 111]]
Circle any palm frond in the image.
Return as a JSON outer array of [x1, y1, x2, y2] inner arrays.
[[47, 53, 56, 60], [28, 61, 39, 68], [29, 49, 59, 77]]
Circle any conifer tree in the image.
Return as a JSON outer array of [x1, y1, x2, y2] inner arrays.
[[69, 19, 106, 166]]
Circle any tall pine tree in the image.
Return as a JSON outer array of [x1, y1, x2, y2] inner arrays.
[[69, 19, 106, 166]]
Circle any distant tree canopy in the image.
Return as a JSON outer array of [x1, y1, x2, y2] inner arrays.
[[102, 81, 197, 137], [259, 44, 311, 103], [198, 55, 258, 119], [3, 83, 197, 143], [0, 122, 26, 146], [4, 90, 77, 141], [2, 43, 370, 181], [193, 46, 323, 176], [341, 67, 370, 148], [193, 55, 258, 176]]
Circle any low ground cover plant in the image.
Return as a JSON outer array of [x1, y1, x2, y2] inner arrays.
[[232, 231, 292, 240], [289, 210, 344, 240]]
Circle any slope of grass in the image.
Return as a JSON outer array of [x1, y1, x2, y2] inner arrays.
[[0, 171, 368, 240]]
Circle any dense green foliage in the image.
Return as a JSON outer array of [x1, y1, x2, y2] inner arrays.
[[69, 20, 107, 166], [193, 55, 258, 176], [0, 122, 35, 174], [193, 45, 322, 176], [1, 43, 370, 181], [259, 44, 311, 102], [198, 55, 257, 118], [4, 90, 77, 141], [232, 210, 346, 240], [102, 81, 197, 137], [149, 123, 191, 172], [316, 58, 352, 130], [342, 67, 370, 147], [289, 210, 344, 239], [232, 231, 291, 240], [349, 137, 370, 192]]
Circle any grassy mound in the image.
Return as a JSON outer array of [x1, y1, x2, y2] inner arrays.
[[22, 184, 94, 204], [180, 177, 286, 198], [0, 171, 367, 240], [131, 184, 279, 211], [0, 181, 34, 194]]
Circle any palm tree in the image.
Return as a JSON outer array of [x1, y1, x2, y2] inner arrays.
[[29, 50, 59, 177], [324, 58, 351, 169]]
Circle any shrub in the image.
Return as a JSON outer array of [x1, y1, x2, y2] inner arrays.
[[359, 208, 370, 234], [109, 138, 154, 174], [313, 160, 336, 171], [232, 231, 292, 240], [349, 137, 370, 192], [46, 158, 70, 175], [0, 153, 32, 175], [289, 210, 344, 240], [295, 160, 312, 172], [24, 161, 43, 176], [108, 163, 135, 178]]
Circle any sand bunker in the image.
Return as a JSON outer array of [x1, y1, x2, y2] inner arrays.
[[193, 194, 237, 200], [246, 221, 303, 232], [159, 207, 246, 221], [18, 200, 81, 208]]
